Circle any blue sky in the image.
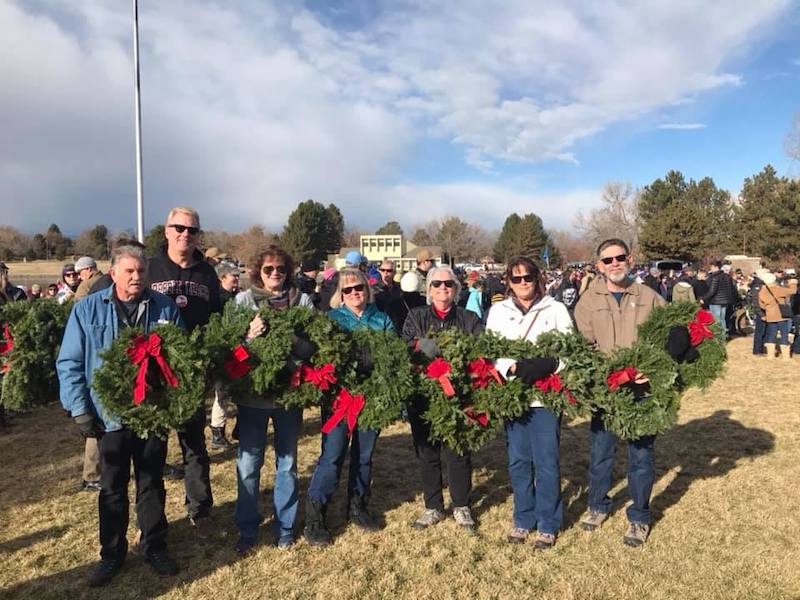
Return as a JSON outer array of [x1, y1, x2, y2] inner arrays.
[[1, 0, 798, 236]]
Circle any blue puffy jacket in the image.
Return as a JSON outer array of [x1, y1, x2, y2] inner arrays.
[[328, 303, 395, 333], [56, 286, 184, 432]]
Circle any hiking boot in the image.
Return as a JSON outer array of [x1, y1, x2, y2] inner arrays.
[[210, 426, 233, 450], [533, 531, 556, 550], [81, 480, 101, 492], [348, 494, 381, 532], [162, 463, 185, 480], [87, 558, 123, 587], [623, 521, 650, 547], [235, 537, 257, 556], [452, 506, 476, 533], [412, 508, 445, 530], [506, 527, 530, 544], [304, 497, 331, 547], [579, 509, 609, 532], [145, 551, 179, 576]]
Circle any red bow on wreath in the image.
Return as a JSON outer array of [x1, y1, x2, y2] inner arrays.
[[290, 363, 337, 390], [464, 406, 490, 427], [535, 373, 577, 405], [688, 310, 715, 346], [321, 388, 365, 436], [0, 323, 13, 373], [606, 367, 640, 392], [224, 344, 252, 380], [127, 333, 179, 406], [426, 357, 456, 397], [467, 357, 503, 389]]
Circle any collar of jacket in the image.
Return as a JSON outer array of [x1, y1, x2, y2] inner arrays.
[[429, 303, 456, 323], [101, 284, 153, 306], [592, 277, 641, 297]]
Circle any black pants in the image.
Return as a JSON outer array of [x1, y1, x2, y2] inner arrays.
[[407, 398, 472, 511], [99, 429, 168, 560], [176, 407, 213, 519]]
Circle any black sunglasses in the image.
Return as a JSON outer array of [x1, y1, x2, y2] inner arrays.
[[600, 254, 627, 265], [379, 268, 394, 273], [168, 224, 200, 236], [509, 274, 535, 284], [262, 265, 287, 275], [342, 284, 366, 295], [431, 280, 455, 288]]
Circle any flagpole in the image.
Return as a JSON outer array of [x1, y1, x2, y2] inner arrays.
[[133, 0, 145, 242]]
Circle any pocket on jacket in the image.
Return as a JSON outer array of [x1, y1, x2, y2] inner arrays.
[[88, 324, 107, 346]]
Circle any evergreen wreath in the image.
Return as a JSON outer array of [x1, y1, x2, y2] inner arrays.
[[93, 324, 207, 439], [416, 328, 502, 454], [202, 301, 259, 395], [1, 299, 72, 410], [637, 301, 727, 390], [480, 329, 600, 421], [340, 328, 415, 431], [593, 342, 680, 440]]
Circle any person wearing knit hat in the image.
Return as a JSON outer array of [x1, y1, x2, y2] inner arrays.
[[75, 257, 103, 301]]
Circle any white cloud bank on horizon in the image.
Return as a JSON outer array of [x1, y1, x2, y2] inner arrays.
[[0, 0, 790, 234]]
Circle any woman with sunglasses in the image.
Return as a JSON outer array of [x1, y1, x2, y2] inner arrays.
[[304, 268, 395, 546], [232, 245, 315, 554], [486, 257, 572, 549], [402, 266, 483, 533]]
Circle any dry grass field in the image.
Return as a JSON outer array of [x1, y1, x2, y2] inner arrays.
[[1, 337, 799, 600], [4, 261, 112, 288]]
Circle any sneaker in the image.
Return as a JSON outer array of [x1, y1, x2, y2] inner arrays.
[[87, 558, 123, 587], [579, 509, 609, 532], [348, 495, 381, 532], [533, 531, 556, 550], [623, 521, 650, 547], [506, 527, 530, 544], [145, 551, 179, 576], [235, 537, 257, 556], [162, 464, 185, 480], [452, 506, 476, 533], [276, 534, 294, 549], [81, 480, 101, 492], [411, 508, 445, 530]]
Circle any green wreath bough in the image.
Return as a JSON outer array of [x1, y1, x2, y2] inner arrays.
[[341, 328, 415, 431], [593, 342, 680, 440], [637, 301, 726, 390], [93, 324, 208, 439]]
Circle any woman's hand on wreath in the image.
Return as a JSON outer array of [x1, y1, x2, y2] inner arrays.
[[246, 314, 267, 342], [513, 357, 558, 385]]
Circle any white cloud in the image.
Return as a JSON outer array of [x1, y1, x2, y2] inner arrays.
[[0, 0, 792, 234], [658, 123, 707, 130]]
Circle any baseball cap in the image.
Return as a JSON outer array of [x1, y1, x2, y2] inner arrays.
[[74, 256, 97, 271], [345, 251, 366, 266], [416, 249, 433, 263], [215, 262, 239, 277]]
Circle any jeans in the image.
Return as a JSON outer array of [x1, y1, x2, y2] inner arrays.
[[407, 397, 472, 510], [753, 313, 766, 354], [176, 407, 213, 519], [504, 407, 562, 535], [709, 304, 727, 337], [765, 319, 791, 346], [235, 403, 302, 541], [99, 429, 168, 560], [307, 405, 379, 504], [588, 413, 655, 524]]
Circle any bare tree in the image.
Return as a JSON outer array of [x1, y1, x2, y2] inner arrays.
[[574, 181, 639, 255], [550, 229, 594, 263], [784, 112, 800, 163]]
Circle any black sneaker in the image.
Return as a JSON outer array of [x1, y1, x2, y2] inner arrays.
[[81, 480, 101, 492], [235, 537, 257, 556], [145, 551, 179, 576], [88, 558, 123, 587], [162, 464, 185, 481]]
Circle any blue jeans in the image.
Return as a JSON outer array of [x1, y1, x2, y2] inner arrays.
[[307, 407, 379, 504], [765, 319, 791, 346], [753, 313, 766, 354], [709, 304, 727, 337], [505, 407, 562, 535], [588, 414, 655, 524], [235, 403, 302, 541]]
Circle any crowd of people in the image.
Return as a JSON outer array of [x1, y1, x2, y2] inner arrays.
[[0, 208, 795, 588]]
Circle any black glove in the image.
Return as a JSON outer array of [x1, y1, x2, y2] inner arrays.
[[416, 338, 440, 359], [514, 357, 558, 386], [665, 326, 700, 364], [290, 335, 318, 362], [627, 381, 652, 401], [356, 346, 374, 376], [74, 414, 103, 439]]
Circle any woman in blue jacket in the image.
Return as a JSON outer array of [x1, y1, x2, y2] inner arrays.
[[304, 268, 394, 546]]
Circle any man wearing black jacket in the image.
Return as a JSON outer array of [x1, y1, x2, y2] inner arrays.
[[702, 261, 738, 339], [148, 207, 221, 532]]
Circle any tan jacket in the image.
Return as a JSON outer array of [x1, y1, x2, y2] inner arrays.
[[74, 271, 103, 300], [574, 277, 666, 354], [758, 282, 797, 323]]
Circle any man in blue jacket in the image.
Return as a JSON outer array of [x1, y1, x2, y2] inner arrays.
[[57, 244, 184, 587]]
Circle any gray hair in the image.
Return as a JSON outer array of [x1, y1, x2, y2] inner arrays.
[[111, 244, 147, 267], [425, 266, 461, 305], [329, 268, 374, 309]]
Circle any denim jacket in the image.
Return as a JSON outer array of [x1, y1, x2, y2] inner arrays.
[[56, 285, 184, 432]]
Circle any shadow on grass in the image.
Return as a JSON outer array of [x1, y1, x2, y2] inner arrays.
[[0, 525, 69, 554]]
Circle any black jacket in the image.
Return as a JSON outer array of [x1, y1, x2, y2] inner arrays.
[[0, 283, 26, 304], [373, 280, 403, 314], [386, 291, 426, 332], [147, 246, 221, 331], [402, 304, 484, 343], [702, 271, 738, 306]]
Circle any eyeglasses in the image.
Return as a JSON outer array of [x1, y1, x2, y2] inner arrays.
[[431, 280, 455, 288], [262, 265, 287, 275], [342, 284, 366, 295], [64, 272, 78, 278], [379, 268, 394, 273], [600, 254, 627, 265], [509, 274, 535, 284], [167, 224, 200, 236]]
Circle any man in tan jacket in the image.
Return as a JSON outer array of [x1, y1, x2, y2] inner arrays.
[[574, 238, 665, 547]]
